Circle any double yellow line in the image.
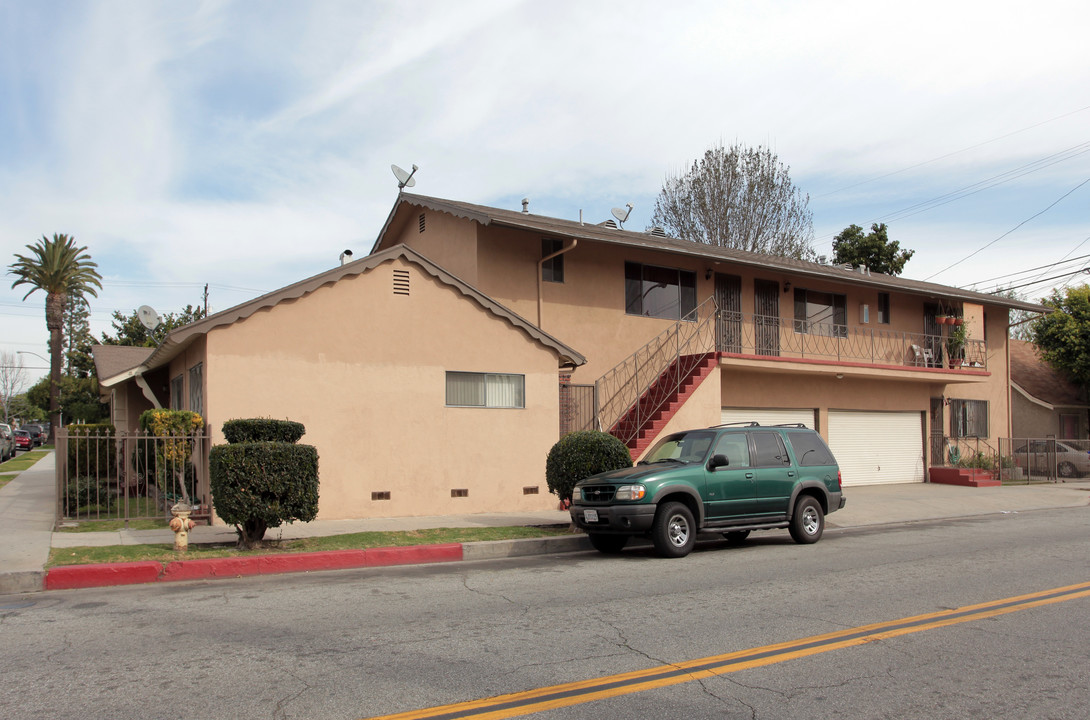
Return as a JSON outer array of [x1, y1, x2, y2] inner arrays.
[[366, 580, 1090, 720]]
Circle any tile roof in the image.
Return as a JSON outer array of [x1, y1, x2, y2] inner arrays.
[[1009, 340, 1088, 408], [377, 193, 1049, 314]]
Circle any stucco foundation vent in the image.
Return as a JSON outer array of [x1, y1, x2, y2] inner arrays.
[[393, 269, 410, 296], [522, 486, 539, 495], [418, 213, 426, 233], [371, 491, 391, 501], [450, 488, 468, 498]]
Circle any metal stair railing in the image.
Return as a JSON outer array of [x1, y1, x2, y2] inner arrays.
[[594, 297, 718, 445]]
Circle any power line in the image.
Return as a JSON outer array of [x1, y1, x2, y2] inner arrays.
[[815, 105, 1090, 199], [925, 176, 1090, 281]]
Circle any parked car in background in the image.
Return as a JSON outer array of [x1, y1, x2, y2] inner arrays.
[[20, 424, 45, 446], [13, 430, 32, 451], [1012, 440, 1090, 479], [0, 423, 13, 461]]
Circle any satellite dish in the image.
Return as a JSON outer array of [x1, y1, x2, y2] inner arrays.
[[611, 203, 633, 228], [391, 163, 418, 190], [137, 305, 161, 331]]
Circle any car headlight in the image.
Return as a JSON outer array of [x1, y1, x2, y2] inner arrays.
[[571, 487, 581, 502], [615, 484, 646, 501]]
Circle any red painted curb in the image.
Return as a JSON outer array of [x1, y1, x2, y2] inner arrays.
[[46, 562, 162, 590], [45, 543, 469, 591]]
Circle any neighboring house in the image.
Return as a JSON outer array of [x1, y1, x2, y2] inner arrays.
[[94, 192, 1045, 521], [1009, 340, 1088, 440]]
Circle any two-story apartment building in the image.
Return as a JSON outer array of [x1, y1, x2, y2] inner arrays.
[[94, 192, 1045, 520]]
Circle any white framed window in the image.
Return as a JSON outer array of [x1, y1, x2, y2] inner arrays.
[[446, 372, 525, 408], [793, 288, 847, 337], [950, 399, 988, 438]]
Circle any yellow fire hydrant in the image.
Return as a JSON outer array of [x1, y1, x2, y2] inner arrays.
[[169, 503, 196, 552]]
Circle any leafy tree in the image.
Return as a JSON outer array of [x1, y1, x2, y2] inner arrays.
[[0, 351, 30, 423], [832, 223, 914, 275], [8, 234, 103, 438], [995, 288, 1036, 341], [1031, 285, 1090, 394], [63, 293, 96, 378], [100, 303, 206, 347], [650, 142, 815, 260], [26, 375, 108, 424]]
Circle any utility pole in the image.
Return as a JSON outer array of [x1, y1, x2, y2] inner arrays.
[[203, 284, 209, 316]]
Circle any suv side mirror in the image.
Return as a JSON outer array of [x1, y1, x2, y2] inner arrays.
[[708, 454, 729, 470]]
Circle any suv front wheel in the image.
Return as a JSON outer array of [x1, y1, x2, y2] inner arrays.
[[789, 495, 824, 544], [651, 501, 696, 558]]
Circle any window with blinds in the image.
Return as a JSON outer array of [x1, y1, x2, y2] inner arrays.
[[445, 372, 525, 409]]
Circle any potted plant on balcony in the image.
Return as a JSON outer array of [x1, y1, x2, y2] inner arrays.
[[947, 320, 968, 367]]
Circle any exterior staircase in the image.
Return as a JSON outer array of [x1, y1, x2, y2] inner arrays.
[[928, 467, 1001, 487], [612, 352, 718, 459]]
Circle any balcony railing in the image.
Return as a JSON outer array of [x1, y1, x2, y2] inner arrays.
[[716, 312, 987, 370]]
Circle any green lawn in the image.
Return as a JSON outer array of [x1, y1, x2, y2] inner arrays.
[[46, 525, 572, 567], [0, 448, 51, 490]]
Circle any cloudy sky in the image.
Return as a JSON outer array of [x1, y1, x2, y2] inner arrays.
[[2, 0, 1088, 382]]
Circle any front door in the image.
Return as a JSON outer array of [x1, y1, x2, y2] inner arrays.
[[754, 279, 780, 356], [930, 398, 945, 466]]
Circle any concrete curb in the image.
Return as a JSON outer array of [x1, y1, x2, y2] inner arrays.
[[13, 536, 587, 594]]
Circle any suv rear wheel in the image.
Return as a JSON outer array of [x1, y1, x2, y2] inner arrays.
[[588, 534, 628, 554], [789, 496, 824, 544], [651, 501, 695, 558]]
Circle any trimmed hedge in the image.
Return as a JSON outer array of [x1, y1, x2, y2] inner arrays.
[[222, 418, 305, 445], [64, 476, 116, 515], [210, 419, 319, 548], [545, 431, 633, 501]]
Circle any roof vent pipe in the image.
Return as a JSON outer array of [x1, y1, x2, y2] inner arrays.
[[522, 198, 529, 213], [340, 249, 354, 266]]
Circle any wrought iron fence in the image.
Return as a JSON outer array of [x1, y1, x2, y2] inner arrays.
[[56, 428, 212, 526], [719, 312, 987, 370], [998, 437, 1090, 483], [560, 383, 596, 435], [594, 298, 718, 443]]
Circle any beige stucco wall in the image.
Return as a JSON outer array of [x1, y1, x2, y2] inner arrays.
[[203, 256, 563, 520]]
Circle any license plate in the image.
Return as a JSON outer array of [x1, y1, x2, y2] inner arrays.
[[583, 509, 599, 523]]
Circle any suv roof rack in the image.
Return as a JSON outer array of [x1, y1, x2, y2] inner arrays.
[[772, 423, 810, 428], [710, 422, 760, 428]]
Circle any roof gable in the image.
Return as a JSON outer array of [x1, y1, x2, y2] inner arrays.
[[123, 244, 584, 378], [1010, 340, 1087, 408]]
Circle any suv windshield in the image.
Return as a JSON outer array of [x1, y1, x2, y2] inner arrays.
[[642, 431, 716, 464]]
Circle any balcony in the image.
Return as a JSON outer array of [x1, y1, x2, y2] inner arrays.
[[715, 312, 987, 373]]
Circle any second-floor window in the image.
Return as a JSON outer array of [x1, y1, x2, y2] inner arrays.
[[878, 293, 890, 324], [793, 288, 847, 337], [541, 238, 564, 283], [624, 262, 697, 320]]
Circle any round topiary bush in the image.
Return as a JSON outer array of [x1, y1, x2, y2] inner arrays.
[[545, 430, 632, 501]]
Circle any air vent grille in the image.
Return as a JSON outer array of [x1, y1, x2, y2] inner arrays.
[[451, 489, 468, 498], [371, 491, 391, 501], [418, 213, 426, 233], [650, 227, 667, 237], [522, 486, 539, 495], [393, 269, 410, 296]]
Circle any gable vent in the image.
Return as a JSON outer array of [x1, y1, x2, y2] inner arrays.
[[418, 213, 426, 233], [393, 269, 410, 296], [649, 227, 667, 237]]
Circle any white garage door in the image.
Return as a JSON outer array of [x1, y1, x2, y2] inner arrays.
[[828, 411, 924, 486], [720, 407, 816, 429]]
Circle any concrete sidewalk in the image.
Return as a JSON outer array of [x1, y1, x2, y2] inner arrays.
[[3, 449, 1090, 595]]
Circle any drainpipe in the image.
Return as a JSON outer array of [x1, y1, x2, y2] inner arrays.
[[537, 239, 578, 327]]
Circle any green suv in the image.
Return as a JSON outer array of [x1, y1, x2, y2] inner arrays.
[[569, 423, 845, 558]]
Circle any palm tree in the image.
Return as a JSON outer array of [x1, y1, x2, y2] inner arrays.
[[9, 234, 103, 439]]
